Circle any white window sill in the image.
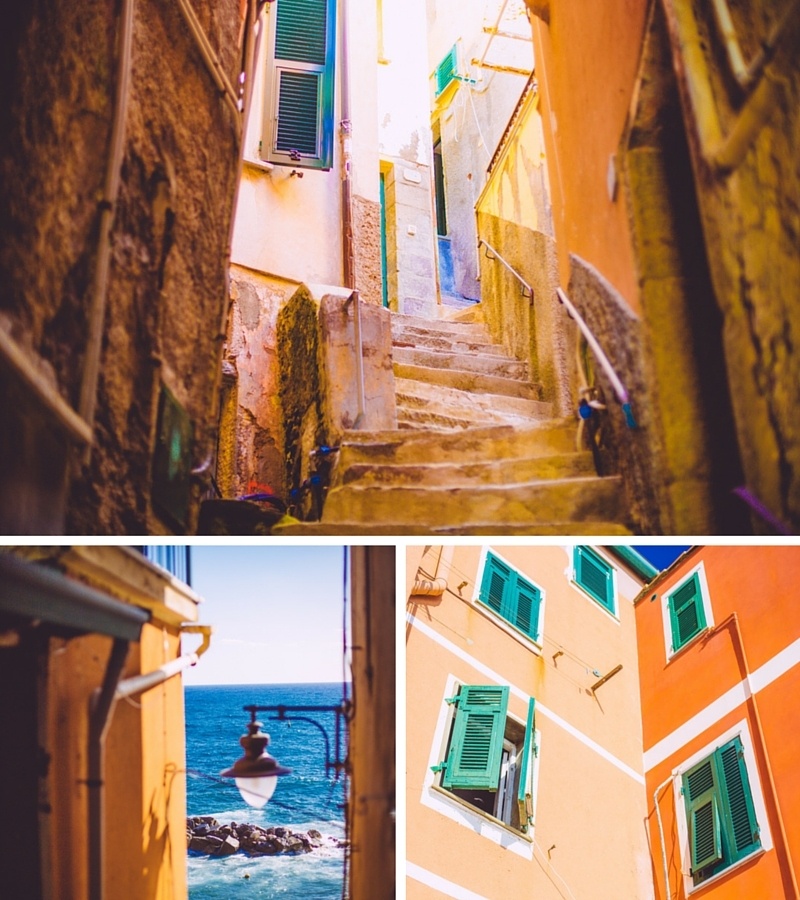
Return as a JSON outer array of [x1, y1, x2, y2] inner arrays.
[[666, 626, 711, 664], [570, 577, 620, 622], [473, 599, 543, 655], [686, 847, 765, 894], [430, 784, 533, 845]]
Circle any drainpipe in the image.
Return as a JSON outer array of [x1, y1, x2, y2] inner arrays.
[[114, 624, 212, 699], [652, 774, 675, 900], [715, 613, 800, 899], [88, 638, 131, 900], [78, 0, 135, 459]]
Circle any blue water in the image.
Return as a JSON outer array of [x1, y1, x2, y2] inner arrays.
[[185, 683, 347, 899]]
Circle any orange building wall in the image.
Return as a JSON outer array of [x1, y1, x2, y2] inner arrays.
[[636, 546, 800, 900], [530, 3, 648, 309]]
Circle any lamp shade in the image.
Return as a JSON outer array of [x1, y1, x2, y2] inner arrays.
[[220, 718, 291, 808]]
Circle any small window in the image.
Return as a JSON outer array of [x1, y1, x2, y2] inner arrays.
[[665, 569, 709, 653], [682, 736, 761, 884], [261, 0, 337, 170], [573, 546, 615, 614], [434, 44, 459, 97], [432, 685, 537, 834], [478, 552, 542, 642]]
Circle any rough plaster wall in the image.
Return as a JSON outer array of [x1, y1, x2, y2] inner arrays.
[[0, 0, 241, 534], [353, 194, 383, 306], [667, 2, 800, 530], [477, 211, 571, 415], [226, 269, 293, 499]]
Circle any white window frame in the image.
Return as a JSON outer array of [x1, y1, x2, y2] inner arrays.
[[671, 719, 772, 895], [473, 546, 546, 651], [569, 545, 619, 620], [661, 561, 714, 662]]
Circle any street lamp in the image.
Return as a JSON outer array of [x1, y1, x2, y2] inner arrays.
[[221, 701, 351, 808]]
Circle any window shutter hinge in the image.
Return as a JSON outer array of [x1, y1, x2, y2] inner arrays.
[[431, 761, 447, 774], [445, 695, 459, 706]]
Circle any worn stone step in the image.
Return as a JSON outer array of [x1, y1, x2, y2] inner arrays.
[[271, 519, 633, 536], [333, 420, 578, 467], [395, 377, 552, 423], [319, 476, 626, 527], [340, 452, 597, 487], [392, 329, 507, 357], [392, 346, 528, 380], [391, 312, 488, 339], [394, 362, 539, 400], [396, 407, 478, 430]]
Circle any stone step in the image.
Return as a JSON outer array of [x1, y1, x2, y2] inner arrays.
[[340, 451, 597, 488], [392, 346, 527, 380], [394, 362, 539, 400], [272, 520, 633, 536], [333, 420, 578, 467], [319, 475, 626, 527], [391, 312, 488, 339], [392, 329, 506, 357], [395, 377, 552, 423], [396, 407, 480, 430]]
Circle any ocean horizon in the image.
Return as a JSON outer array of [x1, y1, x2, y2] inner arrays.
[[185, 682, 348, 899]]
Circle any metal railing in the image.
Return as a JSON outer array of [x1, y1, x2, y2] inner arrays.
[[478, 239, 533, 302], [556, 288, 636, 428]]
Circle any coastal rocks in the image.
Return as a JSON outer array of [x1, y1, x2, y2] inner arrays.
[[187, 817, 339, 858]]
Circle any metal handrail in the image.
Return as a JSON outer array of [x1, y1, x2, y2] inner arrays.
[[556, 288, 636, 428], [478, 238, 533, 301]]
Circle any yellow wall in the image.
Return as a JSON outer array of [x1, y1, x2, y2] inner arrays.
[[406, 545, 652, 900]]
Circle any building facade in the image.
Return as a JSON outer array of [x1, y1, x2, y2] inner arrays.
[[636, 546, 800, 899], [406, 544, 653, 900]]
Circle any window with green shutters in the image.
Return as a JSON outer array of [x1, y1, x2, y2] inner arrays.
[[573, 546, 615, 613], [434, 44, 459, 97], [478, 552, 542, 642], [262, 0, 336, 170], [432, 684, 537, 834], [667, 571, 708, 652], [682, 736, 761, 884]]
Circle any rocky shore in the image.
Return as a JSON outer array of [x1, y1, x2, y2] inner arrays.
[[187, 816, 344, 858]]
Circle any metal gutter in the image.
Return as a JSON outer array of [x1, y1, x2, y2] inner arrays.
[[0, 553, 150, 641], [632, 547, 699, 604], [605, 546, 659, 582]]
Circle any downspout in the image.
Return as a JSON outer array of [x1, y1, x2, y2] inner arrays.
[[716, 613, 800, 899], [88, 638, 131, 900], [652, 774, 675, 900], [338, 0, 366, 428], [114, 624, 212, 700], [78, 0, 135, 458]]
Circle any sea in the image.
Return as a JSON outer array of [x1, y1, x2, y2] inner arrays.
[[185, 683, 348, 899]]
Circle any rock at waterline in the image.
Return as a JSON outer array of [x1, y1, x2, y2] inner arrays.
[[187, 817, 345, 858]]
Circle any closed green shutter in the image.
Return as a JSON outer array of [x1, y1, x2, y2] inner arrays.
[[441, 685, 509, 791], [478, 552, 541, 641], [682, 736, 760, 882], [517, 697, 536, 831], [574, 546, 614, 612], [264, 0, 336, 169], [668, 572, 706, 651]]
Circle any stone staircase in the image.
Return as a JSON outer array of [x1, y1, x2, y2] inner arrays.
[[275, 308, 631, 535]]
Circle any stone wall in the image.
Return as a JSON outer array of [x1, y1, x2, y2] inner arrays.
[[0, 0, 242, 534]]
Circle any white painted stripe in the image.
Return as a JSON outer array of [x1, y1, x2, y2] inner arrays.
[[408, 612, 645, 784], [644, 636, 800, 771], [407, 862, 491, 900]]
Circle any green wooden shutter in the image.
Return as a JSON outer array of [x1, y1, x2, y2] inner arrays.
[[265, 0, 336, 169], [683, 757, 723, 873], [718, 737, 760, 861], [435, 44, 458, 97], [574, 546, 614, 612], [517, 697, 536, 831], [479, 552, 542, 642], [442, 685, 508, 791], [669, 573, 706, 651]]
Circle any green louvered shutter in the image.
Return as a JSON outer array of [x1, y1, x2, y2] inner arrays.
[[480, 553, 509, 616], [718, 737, 760, 862], [435, 44, 458, 97], [442, 685, 508, 791], [513, 579, 541, 641], [684, 757, 723, 873], [517, 697, 536, 831], [574, 546, 614, 612], [669, 573, 706, 651], [264, 0, 336, 169]]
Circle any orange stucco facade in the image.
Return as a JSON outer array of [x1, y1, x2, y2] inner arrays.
[[530, 3, 647, 310], [636, 546, 800, 900]]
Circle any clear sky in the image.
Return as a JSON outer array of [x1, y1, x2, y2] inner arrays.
[[183, 545, 349, 686], [631, 545, 691, 570]]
